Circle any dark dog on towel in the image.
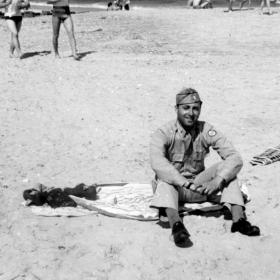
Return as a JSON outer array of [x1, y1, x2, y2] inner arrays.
[[23, 183, 97, 208]]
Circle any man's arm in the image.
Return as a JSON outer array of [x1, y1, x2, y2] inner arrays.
[[150, 127, 191, 188], [208, 127, 243, 182], [194, 124, 243, 195]]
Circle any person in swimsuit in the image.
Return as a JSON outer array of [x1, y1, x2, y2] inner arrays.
[[2, 0, 30, 58], [47, 0, 79, 60]]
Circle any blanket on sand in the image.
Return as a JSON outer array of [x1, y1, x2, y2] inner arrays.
[[27, 182, 251, 220], [29, 205, 97, 217]]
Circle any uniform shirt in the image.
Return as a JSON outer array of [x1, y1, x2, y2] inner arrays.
[[150, 119, 243, 188]]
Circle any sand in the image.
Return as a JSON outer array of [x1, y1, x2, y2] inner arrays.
[[0, 5, 280, 280]]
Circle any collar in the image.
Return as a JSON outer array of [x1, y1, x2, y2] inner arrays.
[[175, 120, 188, 138], [175, 120, 199, 138]]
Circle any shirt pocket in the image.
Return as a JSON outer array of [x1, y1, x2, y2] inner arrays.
[[192, 149, 205, 171], [170, 153, 185, 170]]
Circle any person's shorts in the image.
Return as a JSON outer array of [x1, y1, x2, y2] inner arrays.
[[4, 16, 23, 24], [52, 6, 71, 19]]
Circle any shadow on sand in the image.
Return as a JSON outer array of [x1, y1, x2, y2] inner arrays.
[[77, 50, 97, 59], [262, 10, 278, 15], [156, 208, 231, 248], [20, 51, 51, 59], [223, 7, 255, 12], [186, 208, 227, 218], [156, 207, 231, 230]]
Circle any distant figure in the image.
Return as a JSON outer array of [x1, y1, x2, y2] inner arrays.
[[107, 0, 120, 10], [107, 0, 130, 11], [1, 0, 30, 58], [260, 0, 271, 14], [47, 0, 79, 60], [226, 0, 251, 12], [188, 0, 213, 9]]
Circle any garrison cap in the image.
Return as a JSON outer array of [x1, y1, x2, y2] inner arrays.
[[176, 88, 202, 105]]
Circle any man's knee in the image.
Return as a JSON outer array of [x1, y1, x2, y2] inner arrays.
[[150, 180, 179, 210], [156, 180, 178, 192]]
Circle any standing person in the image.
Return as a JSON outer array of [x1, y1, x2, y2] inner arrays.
[[150, 88, 260, 248], [260, 0, 271, 15], [2, 0, 30, 58], [47, 0, 79, 60], [226, 0, 251, 12]]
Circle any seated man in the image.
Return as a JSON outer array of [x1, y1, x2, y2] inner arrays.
[[150, 87, 260, 247]]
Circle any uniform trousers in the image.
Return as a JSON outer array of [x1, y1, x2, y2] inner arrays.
[[150, 162, 245, 210]]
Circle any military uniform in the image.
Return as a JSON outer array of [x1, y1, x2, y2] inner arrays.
[[150, 119, 245, 210]]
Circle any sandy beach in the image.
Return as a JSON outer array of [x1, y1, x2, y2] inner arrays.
[[0, 5, 280, 280]]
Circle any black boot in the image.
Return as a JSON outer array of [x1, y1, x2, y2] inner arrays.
[[172, 221, 192, 248], [231, 218, 260, 236]]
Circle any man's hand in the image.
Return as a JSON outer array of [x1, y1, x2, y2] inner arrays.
[[194, 176, 225, 196], [181, 180, 194, 190]]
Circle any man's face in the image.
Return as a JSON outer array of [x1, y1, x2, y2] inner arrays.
[[176, 102, 201, 128]]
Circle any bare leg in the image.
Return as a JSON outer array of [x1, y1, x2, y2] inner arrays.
[[239, 0, 248, 9], [187, 0, 194, 7], [260, 0, 264, 13], [15, 19, 22, 58], [52, 16, 61, 58], [266, 0, 272, 14], [63, 16, 79, 60], [6, 19, 22, 58], [9, 33, 15, 57], [226, 0, 234, 11]]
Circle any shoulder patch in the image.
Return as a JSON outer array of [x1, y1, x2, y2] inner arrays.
[[208, 130, 217, 137]]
